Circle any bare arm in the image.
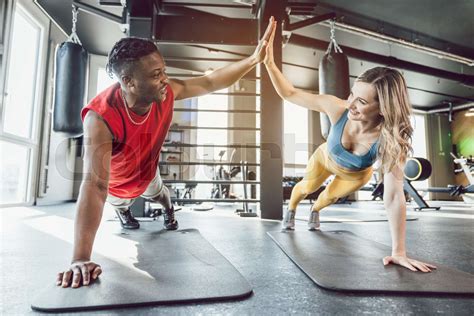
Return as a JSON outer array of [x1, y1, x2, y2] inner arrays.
[[263, 21, 346, 123], [169, 17, 277, 100], [73, 111, 112, 262], [169, 57, 258, 100], [382, 165, 436, 272], [383, 166, 408, 256], [57, 110, 112, 288]]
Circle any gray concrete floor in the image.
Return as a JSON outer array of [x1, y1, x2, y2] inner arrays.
[[1, 200, 473, 315]]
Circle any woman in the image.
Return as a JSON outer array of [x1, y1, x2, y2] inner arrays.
[[264, 22, 436, 273]]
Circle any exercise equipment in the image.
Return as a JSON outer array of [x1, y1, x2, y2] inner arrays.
[[52, 6, 87, 138], [159, 146, 258, 206], [319, 20, 350, 139], [31, 228, 252, 312], [452, 153, 474, 203], [403, 156, 474, 210], [210, 150, 241, 199], [268, 230, 474, 295], [236, 161, 257, 217]]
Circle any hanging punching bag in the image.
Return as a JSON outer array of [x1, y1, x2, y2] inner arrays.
[[53, 41, 88, 138], [318, 42, 350, 140]]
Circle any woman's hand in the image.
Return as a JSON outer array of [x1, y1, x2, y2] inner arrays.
[[263, 18, 277, 66], [383, 255, 437, 272]]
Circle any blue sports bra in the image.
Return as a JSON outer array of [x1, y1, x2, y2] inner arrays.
[[326, 109, 379, 171]]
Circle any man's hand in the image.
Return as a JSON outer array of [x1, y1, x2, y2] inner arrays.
[[57, 260, 102, 288], [383, 255, 437, 272], [252, 16, 277, 64], [169, 17, 277, 100]]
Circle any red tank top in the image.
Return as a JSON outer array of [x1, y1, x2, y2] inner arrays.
[[81, 83, 174, 198]]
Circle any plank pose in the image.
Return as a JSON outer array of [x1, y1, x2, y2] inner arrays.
[[264, 22, 436, 273], [56, 18, 277, 288]]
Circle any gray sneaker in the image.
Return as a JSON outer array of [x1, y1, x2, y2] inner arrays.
[[282, 209, 296, 230], [308, 211, 320, 231]]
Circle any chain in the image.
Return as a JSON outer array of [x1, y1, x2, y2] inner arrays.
[[72, 5, 78, 34], [67, 5, 82, 45], [329, 20, 336, 42], [326, 19, 343, 54]]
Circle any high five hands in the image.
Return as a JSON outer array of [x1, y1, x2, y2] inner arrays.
[[252, 16, 277, 64], [263, 17, 277, 66]]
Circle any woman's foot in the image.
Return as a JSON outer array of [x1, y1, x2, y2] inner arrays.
[[308, 211, 320, 231], [282, 209, 296, 230]]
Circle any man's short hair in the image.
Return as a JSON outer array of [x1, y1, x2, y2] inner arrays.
[[106, 37, 161, 78]]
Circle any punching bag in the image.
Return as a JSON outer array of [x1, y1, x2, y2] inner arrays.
[[53, 41, 88, 138], [318, 43, 350, 139]]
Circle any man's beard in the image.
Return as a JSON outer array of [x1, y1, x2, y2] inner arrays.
[[139, 93, 161, 105]]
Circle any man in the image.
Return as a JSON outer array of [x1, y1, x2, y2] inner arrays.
[[56, 18, 277, 288]]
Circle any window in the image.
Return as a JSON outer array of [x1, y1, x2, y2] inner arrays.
[[97, 67, 117, 94], [87, 54, 117, 102], [193, 89, 229, 198], [0, 2, 47, 205], [0, 141, 31, 204], [196, 89, 229, 161], [283, 101, 309, 177], [411, 113, 429, 198], [2, 7, 41, 139]]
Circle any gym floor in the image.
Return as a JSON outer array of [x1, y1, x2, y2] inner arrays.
[[1, 201, 473, 315]]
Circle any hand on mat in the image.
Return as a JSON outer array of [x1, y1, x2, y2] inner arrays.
[[263, 17, 277, 66], [57, 261, 102, 288], [383, 255, 437, 272], [252, 16, 277, 64]]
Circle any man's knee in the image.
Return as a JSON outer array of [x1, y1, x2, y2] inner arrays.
[[106, 195, 134, 209], [148, 185, 169, 202]]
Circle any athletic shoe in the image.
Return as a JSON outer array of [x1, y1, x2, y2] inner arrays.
[[163, 206, 179, 230], [115, 208, 140, 229], [308, 211, 320, 231], [282, 209, 296, 230]]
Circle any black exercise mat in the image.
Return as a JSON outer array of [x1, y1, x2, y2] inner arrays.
[[268, 230, 474, 295], [31, 229, 252, 312]]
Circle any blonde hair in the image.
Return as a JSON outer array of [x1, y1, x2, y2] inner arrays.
[[357, 67, 413, 174]]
